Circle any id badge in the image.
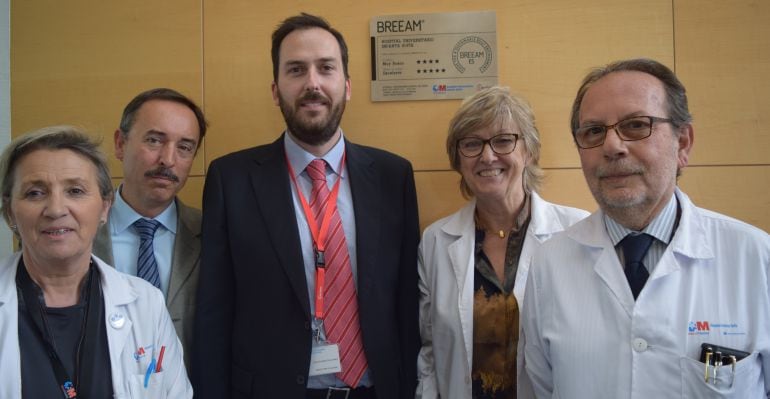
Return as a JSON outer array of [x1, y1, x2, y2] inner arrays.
[[308, 344, 342, 376]]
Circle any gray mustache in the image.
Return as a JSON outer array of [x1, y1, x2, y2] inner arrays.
[[595, 159, 645, 178]]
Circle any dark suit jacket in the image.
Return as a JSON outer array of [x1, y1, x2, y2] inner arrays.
[[192, 135, 420, 399], [93, 198, 201, 370]]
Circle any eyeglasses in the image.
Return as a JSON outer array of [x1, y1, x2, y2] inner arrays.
[[457, 134, 519, 157], [573, 116, 673, 149]]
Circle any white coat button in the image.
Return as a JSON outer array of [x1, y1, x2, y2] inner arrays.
[[109, 313, 126, 329], [632, 338, 648, 352]]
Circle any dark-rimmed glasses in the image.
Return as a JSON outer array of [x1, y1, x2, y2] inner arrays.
[[457, 134, 519, 157], [574, 116, 673, 149]]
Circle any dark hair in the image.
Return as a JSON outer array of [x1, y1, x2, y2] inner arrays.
[[570, 58, 692, 140], [119, 88, 208, 141], [271, 13, 349, 81], [0, 126, 113, 226]]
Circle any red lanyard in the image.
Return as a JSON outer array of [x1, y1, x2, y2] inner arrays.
[[285, 153, 346, 320]]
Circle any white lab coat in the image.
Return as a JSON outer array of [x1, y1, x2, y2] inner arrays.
[[416, 192, 589, 399], [523, 189, 770, 398], [0, 252, 193, 398]]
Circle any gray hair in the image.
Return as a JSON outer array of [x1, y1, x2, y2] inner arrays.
[[0, 125, 113, 226], [570, 58, 692, 141]]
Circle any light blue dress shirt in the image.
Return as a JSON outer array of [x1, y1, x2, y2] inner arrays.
[[108, 186, 177, 297], [605, 193, 679, 274], [284, 132, 372, 388]]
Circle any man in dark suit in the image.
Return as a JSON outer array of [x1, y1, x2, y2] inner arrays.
[[93, 88, 207, 370], [192, 13, 420, 399]]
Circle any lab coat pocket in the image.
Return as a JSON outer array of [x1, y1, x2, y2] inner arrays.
[[679, 351, 763, 398], [128, 371, 167, 399]]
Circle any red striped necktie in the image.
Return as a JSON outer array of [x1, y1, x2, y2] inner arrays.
[[306, 159, 368, 387]]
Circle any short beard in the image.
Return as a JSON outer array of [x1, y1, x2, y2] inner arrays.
[[590, 161, 646, 208], [279, 91, 346, 147]]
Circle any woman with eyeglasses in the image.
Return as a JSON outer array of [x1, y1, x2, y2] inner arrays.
[[415, 87, 589, 399]]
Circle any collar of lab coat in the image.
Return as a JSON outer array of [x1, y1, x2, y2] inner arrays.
[[0, 252, 17, 307], [666, 189, 714, 261], [567, 188, 714, 261], [0, 252, 139, 306], [565, 188, 715, 313], [91, 252, 139, 306], [440, 192, 559, 238], [441, 193, 570, 300], [439, 192, 572, 293]]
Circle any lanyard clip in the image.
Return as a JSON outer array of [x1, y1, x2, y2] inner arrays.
[[315, 249, 326, 268]]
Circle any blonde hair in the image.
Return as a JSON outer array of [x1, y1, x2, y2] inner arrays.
[[446, 86, 544, 198]]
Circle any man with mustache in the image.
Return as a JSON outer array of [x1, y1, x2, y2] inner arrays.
[[94, 87, 207, 372], [521, 58, 770, 398], [192, 13, 420, 399]]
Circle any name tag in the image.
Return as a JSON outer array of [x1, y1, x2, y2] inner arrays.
[[308, 344, 342, 376]]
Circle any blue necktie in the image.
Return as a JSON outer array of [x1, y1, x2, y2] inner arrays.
[[620, 233, 654, 300], [134, 218, 161, 288]]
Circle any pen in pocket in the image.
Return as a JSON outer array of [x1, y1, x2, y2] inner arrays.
[[156, 346, 166, 372]]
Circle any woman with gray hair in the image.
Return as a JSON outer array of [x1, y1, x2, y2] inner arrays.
[[416, 87, 588, 399], [0, 126, 191, 398]]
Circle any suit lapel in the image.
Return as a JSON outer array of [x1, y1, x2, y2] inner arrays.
[[345, 142, 380, 296], [251, 137, 310, 318], [92, 221, 115, 266], [167, 200, 200, 305]]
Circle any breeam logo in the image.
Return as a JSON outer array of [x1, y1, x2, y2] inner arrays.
[[688, 320, 710, 335]]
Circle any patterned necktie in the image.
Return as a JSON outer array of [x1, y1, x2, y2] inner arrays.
[[620, 233, 654, 300], [306, 159, 367, 387], [134, 218, 162, 289]]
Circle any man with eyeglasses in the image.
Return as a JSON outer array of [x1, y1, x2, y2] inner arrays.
[[522, 58, 770, 398]]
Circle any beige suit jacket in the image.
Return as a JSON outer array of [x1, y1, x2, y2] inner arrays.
[[93, 198, 201, 371]]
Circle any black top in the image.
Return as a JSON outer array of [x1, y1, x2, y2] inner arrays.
[[17, 271, 113, 398]]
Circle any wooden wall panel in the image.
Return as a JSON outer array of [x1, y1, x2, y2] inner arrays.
[[679, 166, 770, 232], [414, 171, 466, 230], [673, 1, 770, 232], [177, 176, 205, 210], [674, 0, 770, 166], [538, 169, 598, 214], [11, 0, 205, 179]]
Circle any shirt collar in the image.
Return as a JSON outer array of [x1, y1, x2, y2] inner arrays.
[[284, 130, 347, 179], [604, 193, 678, 246], [111, 185, 178, 234]]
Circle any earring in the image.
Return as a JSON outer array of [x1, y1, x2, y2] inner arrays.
[[9, 224, 17, 232]]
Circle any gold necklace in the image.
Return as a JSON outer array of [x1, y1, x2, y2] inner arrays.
[[474, 212, 511, 239]]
